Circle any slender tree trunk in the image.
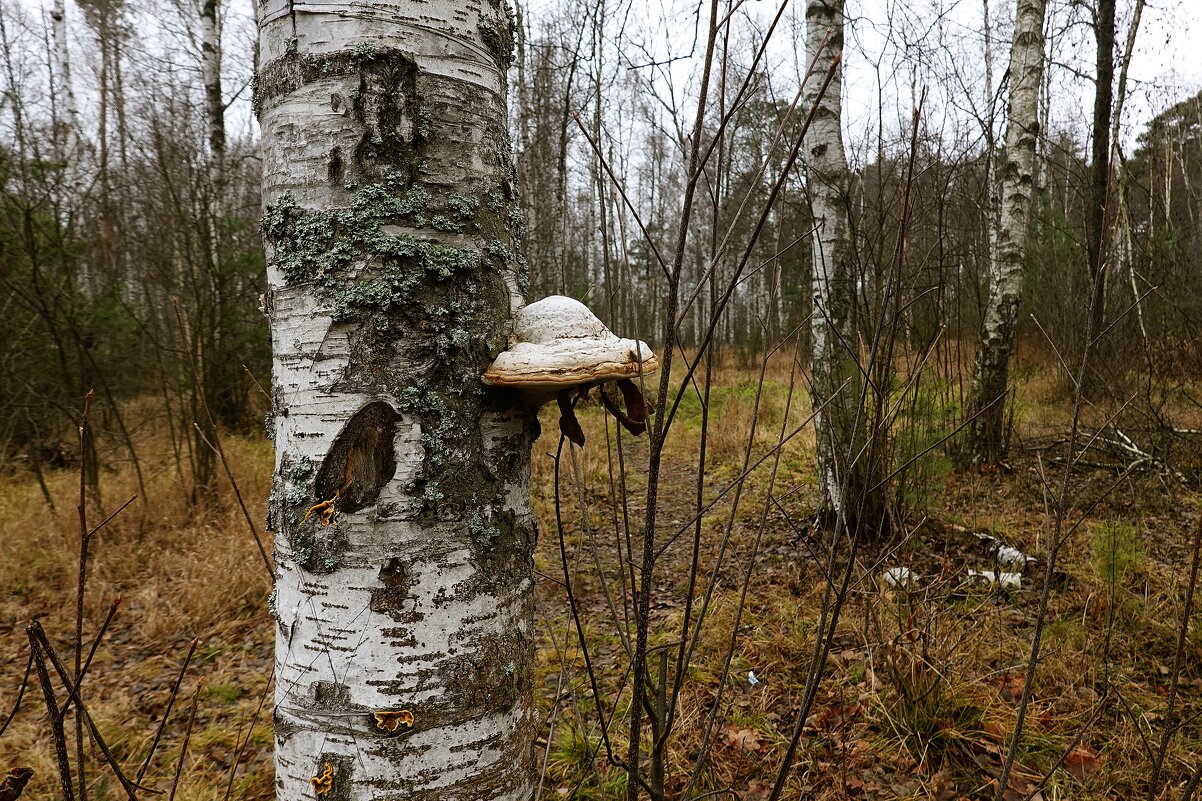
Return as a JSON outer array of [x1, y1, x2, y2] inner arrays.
[[1083, 0, 1115, 396], [50, 0, 81, 152], [805, 0, 877, 531], [112, 34, 128, 170], [199, 0, 225, 452], [50, 0, 89, 294], [97, 13, 112, 278], [1111, 0, 1147, 347], [256, 3, 537, 799], [201, 0, 224, 161], [959, 0, 1047, 466]]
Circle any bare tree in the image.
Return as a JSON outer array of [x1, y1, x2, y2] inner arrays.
[[256, 2, 536, 799], [960, 0, 1048, 466], [200, 0, 223, 161], [803, 0, 886, 533], [1083, 0, 1115, 395]]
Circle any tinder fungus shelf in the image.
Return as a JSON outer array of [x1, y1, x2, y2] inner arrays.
[[483, 295, 657, 388], [482, 295, 658, 445]]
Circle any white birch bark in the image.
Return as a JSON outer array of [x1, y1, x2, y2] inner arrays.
[[961, 0, 1047, 465], [50, 0, 81, 150], [1110, 0, 1147, 346], [51, 0, 88, 294], [256, 2, 536, 799], [803, 0, 860, 521], [201, 0, 224, 160]]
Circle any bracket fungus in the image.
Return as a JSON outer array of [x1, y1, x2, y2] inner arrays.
[[482, 295, 658, 446]]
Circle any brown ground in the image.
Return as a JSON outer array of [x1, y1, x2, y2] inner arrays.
[[1, 353, 1201, 799]]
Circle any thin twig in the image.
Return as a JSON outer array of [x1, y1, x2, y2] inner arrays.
[[0, 650, 32, 737], [58, 594, 122, 719], [28, 622, 153, 799], [137, 638, 199, 784], [223, 673, 273, 800], [168, 681, 203, 801], [74, 389, 94, 801], [1149, 511, 1202, 796]]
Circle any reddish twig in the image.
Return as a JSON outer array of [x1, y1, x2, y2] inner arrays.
[[28, 631, 74, 801], [57, 594, 122, 719], [73, 389, 94, 801]]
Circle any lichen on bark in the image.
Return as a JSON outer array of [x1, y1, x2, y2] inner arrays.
[[259, 4, 538, 798]]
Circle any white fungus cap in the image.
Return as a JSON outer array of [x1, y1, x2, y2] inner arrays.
[[482, 295, 658, 389]]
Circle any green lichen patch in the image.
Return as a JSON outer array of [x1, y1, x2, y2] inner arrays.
[[286, 519, 350, 575], [261, 185, 484, 329], [262, 38, 536, 567]]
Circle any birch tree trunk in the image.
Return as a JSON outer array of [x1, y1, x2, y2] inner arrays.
[[959, 0, 1047, 467], [50, 0, 81, 152], [256, 2, 536, 799], [51, 0, 88, 293], [201, 0, 224, 160], [805, 0, 880, 531]]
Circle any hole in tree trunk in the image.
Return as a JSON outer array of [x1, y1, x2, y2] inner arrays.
[[314, 400, 400, 513]]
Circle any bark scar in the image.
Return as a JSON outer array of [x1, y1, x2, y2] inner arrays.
[[311, 401, 401, 517]]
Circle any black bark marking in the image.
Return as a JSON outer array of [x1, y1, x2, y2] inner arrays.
[[310, 680, 354, 710], [315, 400, 400, 513], [350, 53, 421, 185], [369, 557, 420, 624], [327, 146, 345, 185]]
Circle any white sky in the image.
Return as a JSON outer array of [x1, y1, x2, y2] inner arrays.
[[525, 0, 1202, 159], [17, 0, 1202, 158]]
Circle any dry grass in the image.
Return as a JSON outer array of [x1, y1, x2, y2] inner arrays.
[[0, 428, 275, 800], [2, 348, 1201, 799]]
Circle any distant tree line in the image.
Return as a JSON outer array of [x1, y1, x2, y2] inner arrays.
[[0, 0, 1198, 501]]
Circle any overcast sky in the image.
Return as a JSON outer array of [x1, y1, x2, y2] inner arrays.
[[518, 0, 1202, 156], [23, 0, 1202, 156]]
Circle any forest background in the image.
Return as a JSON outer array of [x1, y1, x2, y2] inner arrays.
[[1, 0, 1202, 798]]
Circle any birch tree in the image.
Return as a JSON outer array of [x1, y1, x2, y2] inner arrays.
[[201, 0, 223, 161], [959, 0, 1047, 466], [256, 2, 537, 799], [804, 0, 884, 533], [50, 0, 82, 152]]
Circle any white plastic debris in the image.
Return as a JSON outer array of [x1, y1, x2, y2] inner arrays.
[[974, 531, 1034, 572], [748, 671, 761, 687], [967, 569, 1021, 590], [880, 566, 917, 590], [994, 544, 1033, 570]]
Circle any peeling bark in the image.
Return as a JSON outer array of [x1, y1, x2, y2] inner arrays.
[[959, 0, 1047, 467], [257, 2, 536, 799]]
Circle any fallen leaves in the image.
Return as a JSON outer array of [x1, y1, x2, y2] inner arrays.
[[1063, 745, 1101, 781], [722, 724, 767, 752]]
